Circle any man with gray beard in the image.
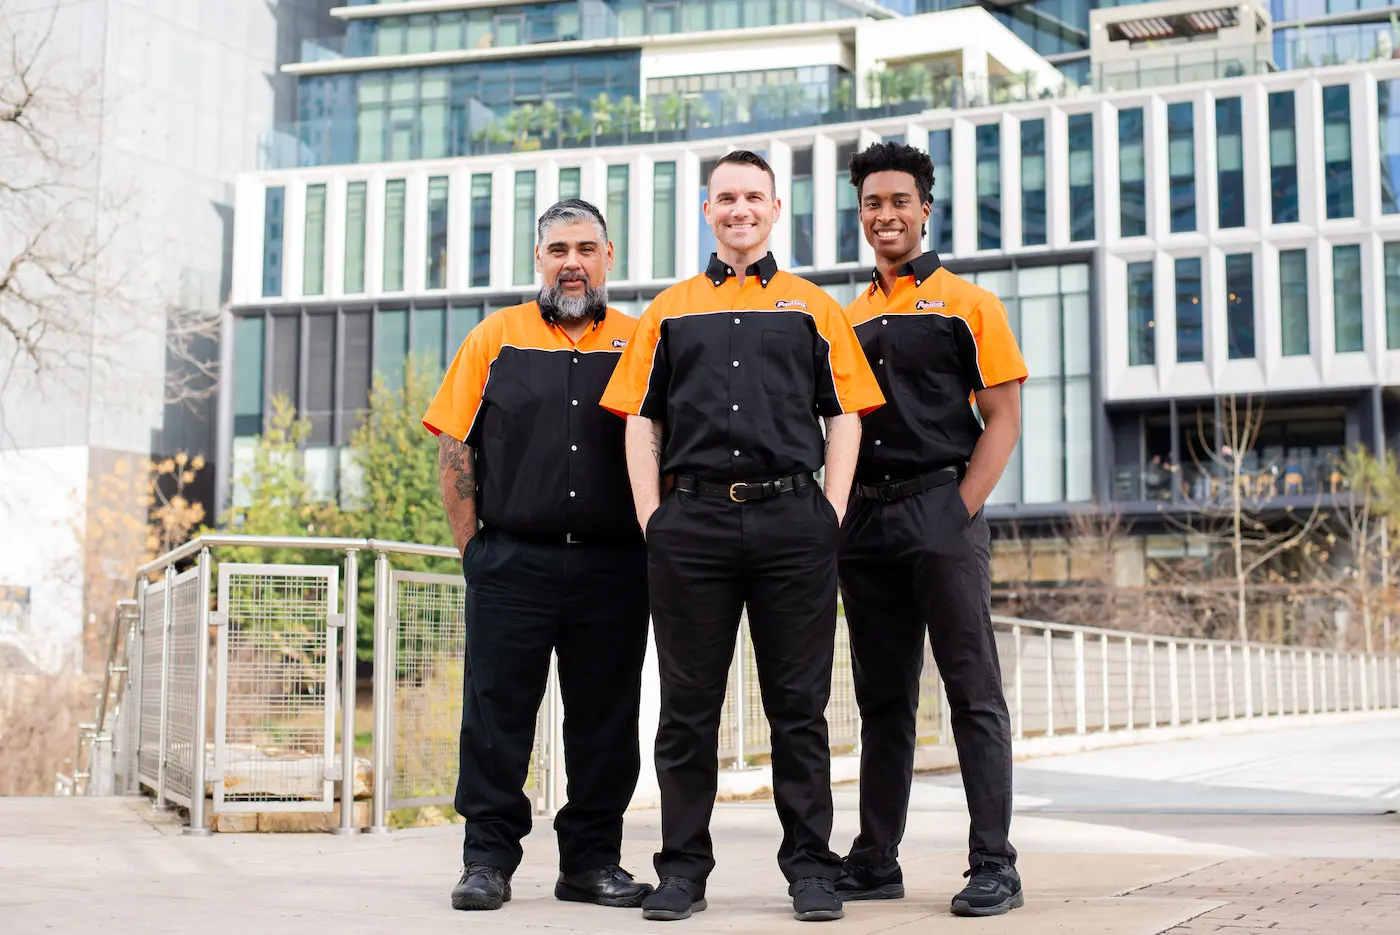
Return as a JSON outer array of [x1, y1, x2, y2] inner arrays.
[[424, 200, 653, 913]]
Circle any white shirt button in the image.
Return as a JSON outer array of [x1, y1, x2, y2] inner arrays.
[[733, 449, 741, 456], [734, 317, 740, 324], [878, 358, 884, 365], [571, 399, 578, 405], [570, 444, 577, 451], [874, 440, 882, 446], [732, 404, 739, 411], [572, 357, 578, 364], [881, 318, 889, 325], [732, 360, 739, 367], [884, 474, 891, 480], [569, 491, 576, 498]]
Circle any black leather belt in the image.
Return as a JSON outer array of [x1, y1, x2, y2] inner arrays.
[[674, 472, 815, 503], [855, 465, 961, 503]]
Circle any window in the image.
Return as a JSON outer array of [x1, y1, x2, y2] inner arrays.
[[1380, 79, 1400, 214], [790, 148, 813, 267], [470, 174, 492, 287], [606, 164, 630, 280], [513, 170, 536, 285], [383, 179, 407, 291], [1216, 97, 1245, 229], [1118, 108, 1145, 238], [1279, 249, 1309, 357], [233, 316, 264, 436], [653, 162, 677, 279], [836, 142, 859, 262], [341, 310, 371, 438], [1333, 244, 1364, 353], [376, 308, 408, 391], [1068, 113, 1094, 242], [559, 167, 581, 201], [976, 124, 1000, 250], [1127, 261, 1154, 366], [262, 187, 285, 297], [449, 305, 484, 353], [426, 176, 449, 290], [1175, 258, 1202, 363], [1323, 85, 1354, 219], [698, 157, 718, 269], [1167, 102, 1195, 233], [1225, 253, 1255, 359], [1269, 91, 1299, 224], [1021, 119, 1046, 247], [1387, 244, 1400, 350], [269, 314, 299, 405], [303, 184, 326, 296], [344, 182, 367, 293], [928, 129, 952, 255], [306, 315, 335, 445], [413, 306, 446, 374]]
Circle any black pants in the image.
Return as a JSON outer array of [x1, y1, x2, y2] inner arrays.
[[646, 482, 843, 884], [455, 527, 649, 874], [837, 480, 1016, 871]]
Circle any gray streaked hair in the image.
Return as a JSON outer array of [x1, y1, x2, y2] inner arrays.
[[537, 198, 608, 246]]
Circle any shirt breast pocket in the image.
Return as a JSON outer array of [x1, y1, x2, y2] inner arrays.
[[761, 328, 815, 400], [896, 316, 965, 381]]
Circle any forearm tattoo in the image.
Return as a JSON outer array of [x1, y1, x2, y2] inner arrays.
[[440, 436, 476, 501], [649, 424, 663, 465]]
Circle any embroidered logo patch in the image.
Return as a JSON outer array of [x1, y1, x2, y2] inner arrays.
[[914, 299, 946, 310], [611, 338, 628, 348], [774, 299, 808, 310]]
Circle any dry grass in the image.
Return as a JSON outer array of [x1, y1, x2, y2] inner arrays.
[[0, 667, 95, 796]]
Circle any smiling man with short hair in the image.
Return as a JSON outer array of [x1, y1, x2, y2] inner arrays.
[[835, 142, 1027, 917]]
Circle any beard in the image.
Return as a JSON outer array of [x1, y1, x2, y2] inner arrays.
[[538, 274, 609, 323]]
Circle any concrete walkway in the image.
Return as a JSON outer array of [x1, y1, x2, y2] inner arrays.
[[4, 716, 1399, 935]]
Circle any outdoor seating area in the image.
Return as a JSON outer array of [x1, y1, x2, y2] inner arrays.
[[1115, 445, 1348, 505]]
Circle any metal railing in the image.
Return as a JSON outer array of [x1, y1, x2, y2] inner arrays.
[[75, 534, 1400, 834]]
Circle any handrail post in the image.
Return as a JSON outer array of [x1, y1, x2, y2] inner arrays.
[[368, 552, 392, 834], [154, 563, 176, 811], [734, 625, 747, 768], [1225, 644, 1236, 720], [1125, 637, 1134, 729], [1291, 649, 1300, 716], [1100, 633, 1110, 732], [1207, 643, 1217, 722], [1073, 631, 1086, 735], [1306, 649, 1316, 714], [1043, 628, 1053, 738], [1012, 625, 1024, 740], [1147, 640, 1158, 729], [1168, 642, 1180, 727], [184, 548, 213, 836], [1274, 647, 1284, 716], [334, 549, 360, 835], [1188, 642, 1199, 724]]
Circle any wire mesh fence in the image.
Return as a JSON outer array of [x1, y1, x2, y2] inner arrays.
[[163, 567, 203, 807], [136, 581, 166, 791]]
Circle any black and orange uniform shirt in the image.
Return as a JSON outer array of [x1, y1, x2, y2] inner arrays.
[[601, 253, 884, 482], [845, 251, 1028, 485], [423, 300, 640, 539]]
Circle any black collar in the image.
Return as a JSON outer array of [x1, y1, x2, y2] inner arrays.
[[706, 252, 779, 288], [870, 250, 942, 290]]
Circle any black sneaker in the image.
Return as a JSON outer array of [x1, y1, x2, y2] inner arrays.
[[950, 862, 1023, 917], [790, 877, 844, 922], [451, 863, 512, 911], [834, 856, 905, 901], [555, 864, 654, 908], [642, 876, 707, 921]]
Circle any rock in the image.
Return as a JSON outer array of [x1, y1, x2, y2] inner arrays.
[[203, 745, 373, 799], [212, 811, 258, 833]]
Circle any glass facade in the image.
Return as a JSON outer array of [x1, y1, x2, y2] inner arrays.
[[1216, 97, 1245, 228], [514, 170, 537, 285], [233, 315, 264, 436], [1167, 101, 1195, 233], [1323, 84, 1353, 219], [1068, 112, 1094, 242], [647, 65, 846, 129], [1118, 108, 1145, 237], [559, 166, 581, 201], [345, 181, 367, 293], [791, 148, 814, 268], [1388, 243, 1400, 350], [262, 187, 285, 297], [980, 263, 1093, 505], [976, 123, 1000, 250], [836, 142, 859, 262], [303, 184, 327, 296], [471, 174, 492, 287], [343, 0, 862, 58], [1127, 260, 1154, 367], [383, 179, 406, 291], [606, 164, 630, 280], [1269, 90, 1299, 223], [1175, 257, 1202, 364], [1273, 19, 1399, 70], [375, 308, 408, 390], [426, 176, 449, 290], [1279, 249, 1309, 357], [928, 129, 952, 255], [653, 162, 677, 279], [1381, 79, 1400, 215], [1021, 118, 1046, 247], [1225, 253, 1255, 359], [296, 52, 641, 166], [1333, 243, 1364, 353]]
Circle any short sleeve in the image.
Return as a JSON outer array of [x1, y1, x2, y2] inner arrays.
[[812, 295, 884, 418], [600, 303, 668, 419], [422, 322, 496, 443], [966, 294, 1029, 390]]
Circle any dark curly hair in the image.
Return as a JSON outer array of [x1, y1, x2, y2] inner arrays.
[[848, 141, 936, 205]]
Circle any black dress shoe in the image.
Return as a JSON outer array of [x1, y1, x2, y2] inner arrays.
[[451, 863, 512, 911], [834, 856, 905, 901], [950, 862, 1023, 917], [790, 877, 844, 922], [555, 864, 655, 908], [642, 876, 707, 921]]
